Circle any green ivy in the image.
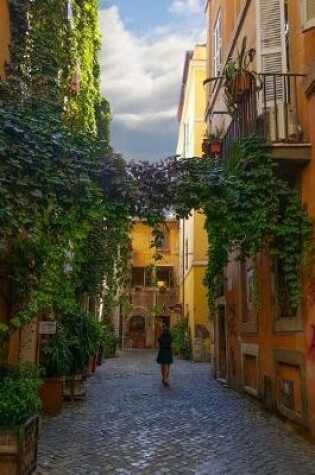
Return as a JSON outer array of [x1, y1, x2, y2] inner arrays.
[[204, 135, 313, 312], [0, 1, 132, 367], [171, 318, 192, 360]]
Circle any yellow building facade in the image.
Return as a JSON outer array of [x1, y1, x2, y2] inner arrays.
[[205, 0, 315, 438], [176, 45, 212, 362], [124, 218, 180, 349]]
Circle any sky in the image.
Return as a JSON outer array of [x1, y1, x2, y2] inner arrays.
[[99, 0, 206, 162]]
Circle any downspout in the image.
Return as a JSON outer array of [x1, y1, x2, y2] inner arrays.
[[182, 218, 185, 319]]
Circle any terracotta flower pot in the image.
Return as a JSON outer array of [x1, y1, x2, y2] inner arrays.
[[86, 354, 97, 374], [39, 377, 63, 417], [233, 71, 253, 99], [210, 141, 222, 154], [202, 139, 222, 156], [92, 354, 97, 373]]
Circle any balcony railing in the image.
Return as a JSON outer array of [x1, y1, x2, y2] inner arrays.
[[221, 72, 306, 165]]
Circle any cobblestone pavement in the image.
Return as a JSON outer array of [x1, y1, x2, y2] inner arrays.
[[35, 350, 315, 475]]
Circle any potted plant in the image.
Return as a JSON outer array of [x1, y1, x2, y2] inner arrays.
[[62, 308, 102, 399], [39, 328, 71, 416], [0, 365, 42, 475], [202, 127, 224, 157], [101, 324, 120, 358], [223, 36, 261, 107]]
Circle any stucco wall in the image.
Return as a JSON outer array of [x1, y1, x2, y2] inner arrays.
[[0, 0, 10, 77]]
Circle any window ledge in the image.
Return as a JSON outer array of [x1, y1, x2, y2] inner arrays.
[[274, 316, 303, 333], [302, 19, 315, 32], [241, 321, 258, 334]]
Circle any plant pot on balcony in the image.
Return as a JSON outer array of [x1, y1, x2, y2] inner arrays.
[[233, 71, 253, 100], [202, 139, 222, 156], [39, 377, 63, 417], [0, 416, 40, 475]]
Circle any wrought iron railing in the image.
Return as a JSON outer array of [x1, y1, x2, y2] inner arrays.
[[221, 72, 306, 165]]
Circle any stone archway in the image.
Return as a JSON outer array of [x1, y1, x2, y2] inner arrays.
[[125, 306, 154, 349]]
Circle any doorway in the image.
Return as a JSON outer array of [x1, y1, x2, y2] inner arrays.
[[127, 315, 146, 349]]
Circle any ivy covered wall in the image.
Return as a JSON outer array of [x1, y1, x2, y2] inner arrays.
[[0, 1, 129, 365], [6, 0, 106, 134]]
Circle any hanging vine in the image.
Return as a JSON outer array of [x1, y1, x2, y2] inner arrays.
[[0, 1, 131, 355], [126, 135, 313, 314]]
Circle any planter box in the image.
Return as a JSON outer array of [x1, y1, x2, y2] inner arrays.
[[0, 416, 40, 475], [63, 374, 86, 401], [39, 377, 63, 417]]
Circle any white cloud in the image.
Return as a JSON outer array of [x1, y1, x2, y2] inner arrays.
[[115, 108, 178, 130], [169, 0, 204, 15], [99, 6, 205, 161]]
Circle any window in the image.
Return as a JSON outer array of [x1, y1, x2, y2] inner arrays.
[[185, 237, 189, 271], [129, 316, 145, 331], [240, 260, 257, 333], [156, 266, 173, 288], [257, 0, 287, 102], [213, 11, 222, 76], [301, 0, 315, 30], [156, 230, 170, 251], [131, 266, 153, 287], [246, 268, 254, 311], [274, 257, 297, 318], [132, 267, 145, 287], [183, 121, 190, 158]]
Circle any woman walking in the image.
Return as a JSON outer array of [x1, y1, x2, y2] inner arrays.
[[156, 327, 173, 386]]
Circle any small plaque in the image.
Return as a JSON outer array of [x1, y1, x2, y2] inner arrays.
[[38, 321, 57, 335]]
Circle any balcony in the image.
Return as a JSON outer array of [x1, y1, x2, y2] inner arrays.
[[219, 73, 311, 178]]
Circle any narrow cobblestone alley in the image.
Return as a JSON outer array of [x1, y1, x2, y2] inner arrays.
[[35, 351, 315, 475]]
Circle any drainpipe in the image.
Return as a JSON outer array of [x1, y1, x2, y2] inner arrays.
[[182, 218, 185, 318]]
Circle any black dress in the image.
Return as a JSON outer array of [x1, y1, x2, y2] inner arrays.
[[156, 333, 173, 365]]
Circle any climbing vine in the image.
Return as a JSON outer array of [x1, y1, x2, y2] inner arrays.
[[0, 1, 130, 359], [0, 2, 312, 362], [126, 135, 313, 314]]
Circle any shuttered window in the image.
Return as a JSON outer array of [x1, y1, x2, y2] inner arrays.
[[213, 11, 222, 77], [257, 0, 287, 102], [306, 0, 315, 21], [302, 0, 315, 29]]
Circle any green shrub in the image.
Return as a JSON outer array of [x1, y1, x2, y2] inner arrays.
[[62, 308, 104, 374], [0, 365, 42, 428], [39, 328, 71, 377], [171, 318, 192, 360], [101, 324, 119, 358]]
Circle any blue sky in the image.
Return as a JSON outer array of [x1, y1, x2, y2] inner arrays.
[[99, 0, 206, 162], [100, 0, 176, 34]]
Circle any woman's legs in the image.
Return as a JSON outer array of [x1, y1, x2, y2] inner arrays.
[[164, 365, 170, 383], [160, 364, 166, 382]]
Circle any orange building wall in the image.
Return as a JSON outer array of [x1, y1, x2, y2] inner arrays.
[[0, 0, 10, 77], [206, 0, 315, 439]]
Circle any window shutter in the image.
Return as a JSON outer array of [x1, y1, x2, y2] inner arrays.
[[305, 0, 315, 22], [257, 0, 287, 102], [213, 11, 222, 76]]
